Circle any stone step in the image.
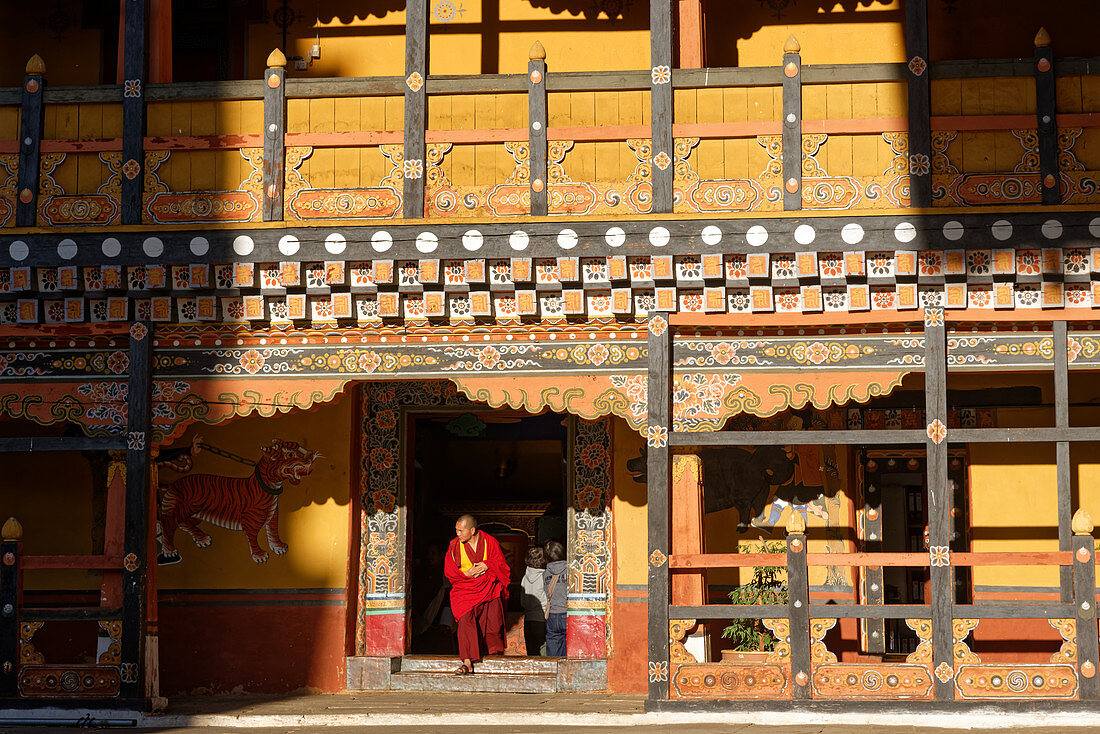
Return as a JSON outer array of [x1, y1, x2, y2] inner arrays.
[[389, 671, 557, 693], [398, 655, 558, 675]]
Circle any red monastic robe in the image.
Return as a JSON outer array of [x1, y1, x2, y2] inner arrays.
[[444, 531, 511, 620]]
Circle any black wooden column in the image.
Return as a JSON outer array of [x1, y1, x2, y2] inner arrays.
[[786, 514, 811, 699], [528, 42, 548, 217], [923, 307, 953, 700], [0, 519, 21, 697], [781, 36, 802, 212], [1072, 510, 1099, 699], [263, 49, 287, 221], [1054, 321, 1072, 601], [120, 324, 153, 699], [863, 458, 885, 654], [904, 0, 932, 208], [15, 56, 45, 227], [649, 0, 674, 214], [402, 0, 428, 218], [1034, 28, 1060, 205], [121, 0, 146, 225], [646, 314, 672, 700]]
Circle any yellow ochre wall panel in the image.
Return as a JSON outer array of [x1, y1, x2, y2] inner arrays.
[[612, 418, 647, 587], [157, 394, 353, 591]]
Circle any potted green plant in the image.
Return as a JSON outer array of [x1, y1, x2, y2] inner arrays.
[[721, 541, 787, 661]]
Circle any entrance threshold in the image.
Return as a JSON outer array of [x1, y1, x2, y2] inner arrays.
[[347, 655, 606, 693]]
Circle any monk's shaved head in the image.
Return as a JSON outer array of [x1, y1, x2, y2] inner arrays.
[[457, 514, 478, 529]]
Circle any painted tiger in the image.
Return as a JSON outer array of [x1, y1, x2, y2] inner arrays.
[[158, 439, 320, 564]]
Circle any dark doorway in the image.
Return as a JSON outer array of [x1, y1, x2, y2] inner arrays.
[[407, 410, 567, 656]]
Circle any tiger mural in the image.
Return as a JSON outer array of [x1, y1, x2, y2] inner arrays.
[[158, 439, 320, 564]]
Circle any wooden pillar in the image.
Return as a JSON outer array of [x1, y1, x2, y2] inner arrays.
[[263, 49, 287, 222], [863, 457, 886, 654], [671, 455, 705, 607], [677, 0, 704, 69], [120, 324, 153, 699], [923, 307, 953, 701], [1054, 321, 1072, 602], [0, 518, 21, 697], [904, 0, 931, 207], [120, 0, 146, 225], [649, 0, 674, 214], [1072, 510, 1099, 699], [785, 513, 811, 699], [528, 42, 548, 217], [781, 35, 802, 212], [148, 0, 173, 83], [403, 0, 429, 218], [16, 55, 44, 228], [646, 313, 672, 700], [100, 454, 127, 609], [1034, 28, 1060, 204]]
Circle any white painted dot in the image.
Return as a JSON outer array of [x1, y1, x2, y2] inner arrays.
[[893, 221, 917, 243], [510, 231, 530, 251], [942, 220, 964, 241], [232, 235, 254, 256], [462, 230, 483, 251], [278, 235, 300, 256], [57, 239, 77, 260], [649, 226, 670, 247], [556, 229, 578, 250], [416, 232, 438, 253], [371, 231, 393, 253], [9, 240, 28, 261], [701, 225, 722, 246], [142, 237, 164, 257], [1089, 217, 1100, 238], [189, 236, 209, 256], [605, 227, 626, 248], [746, 225, 768, 247], [841, 223, 864, 245], [102, 238, 122, 257], [1040, 219, 1063, 240], [991, 219, 1013, 241], [324, 233, 346, 254], [794, 224, 815, 245]]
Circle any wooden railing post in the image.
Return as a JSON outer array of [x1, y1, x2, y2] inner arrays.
[[1072, 510, 1099, 699], [402, 0, 429, 218], [528, 42, 548, 217], [904, 0, 931, 207], [863, 458, 886, 653], [781, 35, 802, 212], [121, 0, 146, 225], [646, 313, 672, 700], [15, 55, 44, 227], [648, 0, 674, 214], [923, 306, 955, 701], [1034, 27, 1060, 205], [263, 49, 288, 222], [0, 518, 21, 697], [785, 512, 811, 699]]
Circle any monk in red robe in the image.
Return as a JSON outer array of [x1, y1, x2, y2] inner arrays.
[[444, 514, 511, 675]]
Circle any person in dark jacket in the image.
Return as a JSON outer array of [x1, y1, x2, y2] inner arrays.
[[543, 539, 568, 657]]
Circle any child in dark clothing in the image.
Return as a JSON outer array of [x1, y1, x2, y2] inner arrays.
[[543, 539, 568, 657]]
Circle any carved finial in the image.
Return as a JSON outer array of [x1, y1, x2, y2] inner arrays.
[[1034, 27, 1051, 47], [25, 55, 45, 76], [784, 35, 800, 54], [266, 48, 287, 69], [2, 517, 22, 541], [785, 511, 806, 535], [530, 41, 546, 61], [1072, 509, 1094, 536]]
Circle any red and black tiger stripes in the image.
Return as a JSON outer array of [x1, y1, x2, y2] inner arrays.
[[158, 439, 319, 564]]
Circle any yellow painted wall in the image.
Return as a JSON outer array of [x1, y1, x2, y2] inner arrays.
[[611, 417, 647, 587], [156, 394, 353, 591]]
